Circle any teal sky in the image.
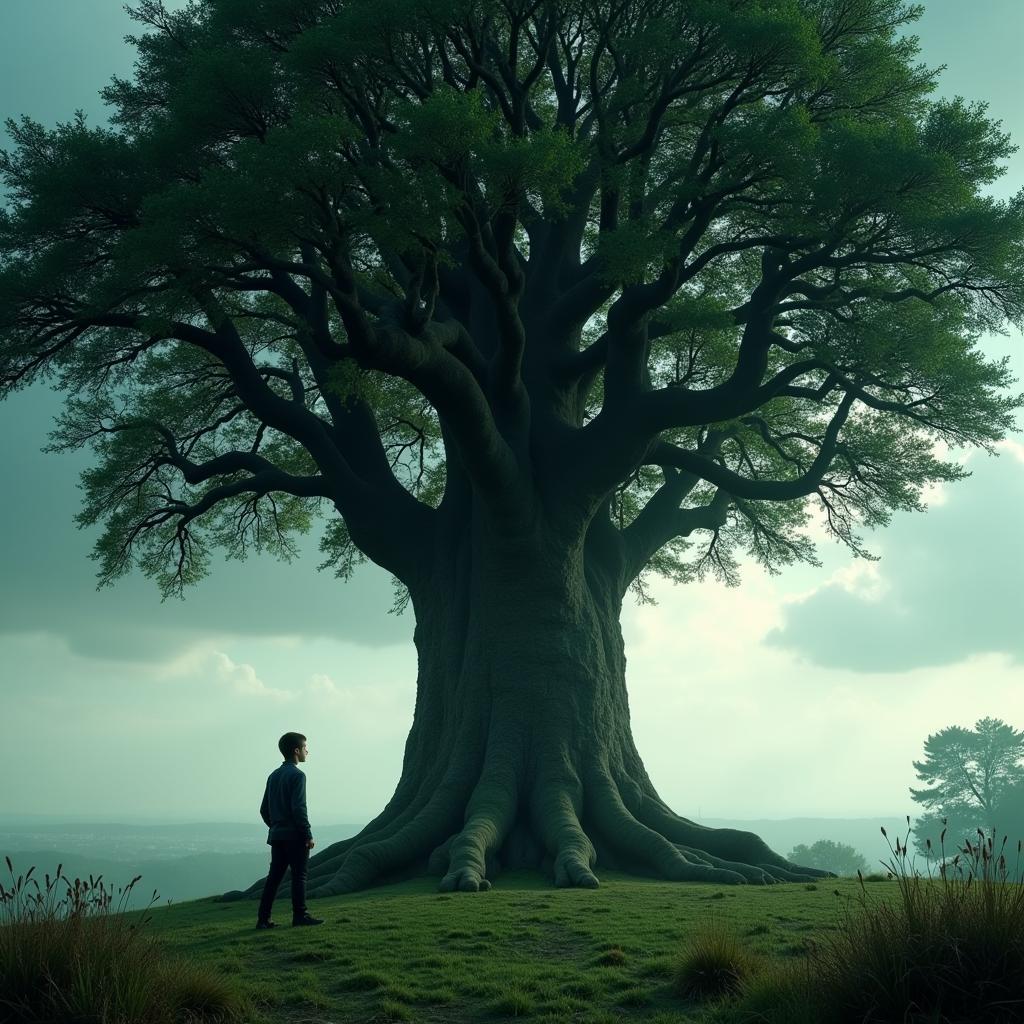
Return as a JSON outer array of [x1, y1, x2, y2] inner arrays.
[[1, 1, 1022, 827]]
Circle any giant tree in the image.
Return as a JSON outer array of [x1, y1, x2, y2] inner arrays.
[[2, 0, 1022, 896]]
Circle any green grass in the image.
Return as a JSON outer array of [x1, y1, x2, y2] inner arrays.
[[671, 915, 763, 1001], [133, 871, 876, 1023], [7, 833, 1024, 1024], [801, 825, 1024, 1023], [0, 859, 252, 1023]]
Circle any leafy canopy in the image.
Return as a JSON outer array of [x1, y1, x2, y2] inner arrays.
[[0, 0, 1022, 602]]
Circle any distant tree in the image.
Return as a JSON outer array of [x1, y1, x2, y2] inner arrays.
[[912, 803, 988, 861], [992, 781, 1024, 848], [786, 840, 868, 876], [911, 718, 1024, 858], [912, 718, 1024, 817], [914, 791, 1024, 864], [3, 0, 1024, 897]]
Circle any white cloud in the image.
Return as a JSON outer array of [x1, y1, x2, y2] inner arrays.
[[919, 479, 951, 507], [768, 442, 1024, 672], [301, 670, 413, 739], [617, 536, 1024, 819], [624, 570, 783, 673], [212, 651, 294, 701], [819, 560, 889, 602], [999, 438, 1024, 465], [308, 671, 337, 696], [626, 569, 1024, 817], [150, 639, 223, 680]]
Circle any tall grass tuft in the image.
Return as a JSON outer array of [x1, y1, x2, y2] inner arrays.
[[0, 855, 251, 1024], [672, 916, 761, 1001], [802, 816, 1024, 1023]]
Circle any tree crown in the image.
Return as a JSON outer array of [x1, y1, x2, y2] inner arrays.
[[1, 0, 1022, 600]]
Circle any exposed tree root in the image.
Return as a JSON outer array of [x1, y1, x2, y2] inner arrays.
[[217, 754, 831, 904]]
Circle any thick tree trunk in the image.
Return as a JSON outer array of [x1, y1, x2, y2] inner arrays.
[[220, 516, 828, 902]]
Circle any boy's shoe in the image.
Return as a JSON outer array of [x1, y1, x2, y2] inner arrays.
[[292, 914, 324, 927], [255, 920, 277, 930]]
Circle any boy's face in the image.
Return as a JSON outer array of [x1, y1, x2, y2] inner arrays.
[[294, 742, 308, 763]]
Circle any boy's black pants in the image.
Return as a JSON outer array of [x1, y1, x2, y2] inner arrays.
[[257, 839, 309, 922]]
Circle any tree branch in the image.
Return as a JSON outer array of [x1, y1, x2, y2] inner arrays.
[[619, 431, 733, 587], [76, 301, 435, 581], [645, 391, 857, 500], [325, 247, 527, 515]]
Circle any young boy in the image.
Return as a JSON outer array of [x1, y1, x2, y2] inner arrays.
[[256, 732, 324, 928]]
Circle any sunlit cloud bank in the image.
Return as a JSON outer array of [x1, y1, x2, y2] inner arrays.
[[4, 632, 415, 821], [768, 445, 1024, 672], [622, 569, 1024, 819]]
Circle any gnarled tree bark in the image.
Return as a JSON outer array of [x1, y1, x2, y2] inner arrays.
[[224, 495, 828, 901]]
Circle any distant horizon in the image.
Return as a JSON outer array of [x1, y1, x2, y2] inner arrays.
[[0, 811, 920, 827]]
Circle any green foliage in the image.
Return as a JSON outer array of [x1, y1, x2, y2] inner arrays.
[[595, 221, 680, 288], [396, 87, 501, 167], [40, 337, 326, 599], [786, 841, 869, 877], [1, 0, 1022, 603], [317, 517, 368, 582], [483, 125, 589, 218]]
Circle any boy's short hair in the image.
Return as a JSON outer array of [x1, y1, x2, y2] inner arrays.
[[278, 732, 306, 760]]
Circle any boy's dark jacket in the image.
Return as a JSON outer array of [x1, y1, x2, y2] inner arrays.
[[260, 761, 313, 843]]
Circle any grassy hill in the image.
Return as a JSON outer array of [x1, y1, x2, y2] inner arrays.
[[137, 872, 876, 1024]]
